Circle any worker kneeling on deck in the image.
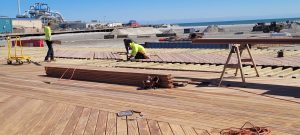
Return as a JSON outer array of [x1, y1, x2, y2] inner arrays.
[[124, 39, 149, 60]]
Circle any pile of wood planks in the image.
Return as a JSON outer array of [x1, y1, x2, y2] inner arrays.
[[45, 65, 174, 88]]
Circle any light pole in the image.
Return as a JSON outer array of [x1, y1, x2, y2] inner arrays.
[[17, 0, 21, 16]]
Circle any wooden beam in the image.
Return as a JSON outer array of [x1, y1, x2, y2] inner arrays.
[[192, 38, 300, 44]]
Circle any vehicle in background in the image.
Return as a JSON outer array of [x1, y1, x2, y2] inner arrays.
[[126, 20, 140, 27], [252, 22, 284, 33]]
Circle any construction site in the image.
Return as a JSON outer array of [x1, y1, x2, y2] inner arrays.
[[1, 1, 300, 135], [0, 30, 300, 135]]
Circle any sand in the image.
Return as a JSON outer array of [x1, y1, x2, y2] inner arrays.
[[1, 23, 300, 50]]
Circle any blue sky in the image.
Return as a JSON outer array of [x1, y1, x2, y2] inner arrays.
[[1, 0, 300, 24]]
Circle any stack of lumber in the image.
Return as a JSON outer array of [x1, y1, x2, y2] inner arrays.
[[45, 65, 174, 88]]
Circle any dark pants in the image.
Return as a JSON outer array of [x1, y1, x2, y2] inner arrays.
[[45, 40, 54, 60], [135, 52, 145, 59]]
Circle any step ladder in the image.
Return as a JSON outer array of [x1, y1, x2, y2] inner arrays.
[[218, 44, 260, 86]]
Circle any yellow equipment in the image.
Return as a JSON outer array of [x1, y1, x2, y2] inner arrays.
[[7, 36, 31, 65]]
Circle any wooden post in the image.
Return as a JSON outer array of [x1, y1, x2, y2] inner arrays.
[[246, 44, 260, 77], [235, 45, 246, 84], [218, 45, 236, 86]]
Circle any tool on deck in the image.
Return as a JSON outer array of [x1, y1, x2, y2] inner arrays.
[[277, 50, 284, 57], [142, 75, 160, 89], [117, 110, 144, 120], [7, 36, 31, 65], [220, 122, 271, 135]]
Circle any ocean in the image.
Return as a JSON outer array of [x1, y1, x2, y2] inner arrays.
[[177, 17, 300, 27]]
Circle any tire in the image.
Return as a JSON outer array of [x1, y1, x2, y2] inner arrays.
[[7, 60, 12, 65], [263, 28, 270, 33], [274, 27, 281, 33]]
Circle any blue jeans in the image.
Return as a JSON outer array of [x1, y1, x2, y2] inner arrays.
[[135, 52, 145, 59], [45, 40, 54, 60]]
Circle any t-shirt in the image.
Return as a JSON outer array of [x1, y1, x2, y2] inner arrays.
[[44, 26, 52, 41], [129, 42, 146, 56]]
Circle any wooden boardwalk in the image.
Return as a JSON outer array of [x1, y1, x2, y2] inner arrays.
[[53, 50, 300, 67], [0, 64, 300, 134], [0, 94, 200, 135]]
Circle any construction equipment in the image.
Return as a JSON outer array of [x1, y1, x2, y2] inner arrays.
[[7, 36, 31, 65], [252, 22, 284, 33]]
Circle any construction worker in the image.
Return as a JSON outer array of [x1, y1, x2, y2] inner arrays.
[[44, 22, 54, 62], [124, 39, 149, 60]]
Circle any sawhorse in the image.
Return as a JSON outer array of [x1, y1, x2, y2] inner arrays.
[[218, 44, 260, 86]]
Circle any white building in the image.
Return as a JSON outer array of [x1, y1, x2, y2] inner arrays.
[[107, 23, 123, 28]]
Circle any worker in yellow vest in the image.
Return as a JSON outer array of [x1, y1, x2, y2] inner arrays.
[[124, 39, 149, 60], [44, 22, 54, 62]]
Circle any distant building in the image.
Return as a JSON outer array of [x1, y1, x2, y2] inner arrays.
[[86, 22, 107, 29], [107, 23, 123, 28], [0, 18, 13, 33], [12, 18, 42, 33]]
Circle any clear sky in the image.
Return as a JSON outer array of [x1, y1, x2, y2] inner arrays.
[[1, 0, 300, 23]]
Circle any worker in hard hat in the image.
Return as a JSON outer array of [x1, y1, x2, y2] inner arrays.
[[44, 22, 54, 62], [124, 39, 149, 60]]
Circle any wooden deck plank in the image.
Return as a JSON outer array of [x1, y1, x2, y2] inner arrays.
[[41, 103, 69, 135], [84, 109, 100, 135], [194, 128, 211, 135], [15, 101, 55, 135], [117, 116, 128, 135], [181, 126, 197, 135], [148, 120, 162, 135], [62, 106, 84, 135], [0, 99, 44, 135], [127, 119, 139, 135], [51, 105, 77, 135], [158, 121, 174, 135], [27, 103, 66, 135], [106, 112, 117, 135], [95, 111, 108, 135], [73, 108, 92, 135], [0, 94, 11, 102], [169, 124, 185, 135], [137, 119, 151, 135], [0, 96, 28, 121]]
